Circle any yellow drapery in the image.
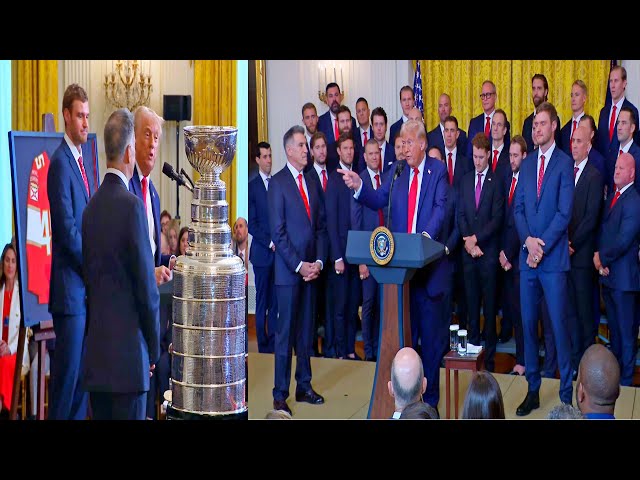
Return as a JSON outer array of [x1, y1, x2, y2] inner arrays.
[[11, 60, 58, 131], [420, 60, 609, 140], [193, 60, 237, 223]]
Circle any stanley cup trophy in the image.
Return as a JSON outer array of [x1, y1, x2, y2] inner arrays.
[[166, 125, 248, 420]]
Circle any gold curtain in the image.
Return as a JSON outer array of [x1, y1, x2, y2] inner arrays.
[[11, 60, 58, 131], [420, 60, 609, 139], [193, 60, 237, 223]]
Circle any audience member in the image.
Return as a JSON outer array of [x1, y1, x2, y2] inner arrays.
[[399, 400, 439, 419], [547, 403, 584, 419], [178, 226, 189, 256], [160, 210, 172, 235], [167, 219, 180, 255], [576, 344, 620, 419], [264, 409, 293, 420], [461, 371, 505, 419], [388, 347, 427, 418]]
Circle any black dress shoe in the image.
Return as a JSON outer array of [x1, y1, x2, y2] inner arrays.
[[364, 356, 377, 362], [295, 388, 325, 405], [273, 399, 292, 416], [516, 392, 540, 416]]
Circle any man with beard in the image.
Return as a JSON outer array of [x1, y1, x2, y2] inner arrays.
[[522, 74, 561, 153], [427, 93, 468, 154], [317, 83, 356, 172], [394, 134, 406, 162], [302, 102, 319, 170]]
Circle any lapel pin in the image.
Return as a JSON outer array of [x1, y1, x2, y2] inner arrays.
[[427, 169, 431, 175]]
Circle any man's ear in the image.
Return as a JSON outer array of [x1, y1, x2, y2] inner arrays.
[[388, 380, 394, 398], [421, 377, 427, 395], [576, 382, 585, 404]]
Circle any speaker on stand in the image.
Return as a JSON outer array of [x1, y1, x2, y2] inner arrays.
[[163, 95, 192, 220]]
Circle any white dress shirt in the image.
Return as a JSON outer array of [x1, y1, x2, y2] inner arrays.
[[64, 133, 89, 192], [537, 142, 557, 176], [609, 96, 626, 129], [574, 157, 588, 186], [138, 170, 156, 257], [106, 167, 129, 189]]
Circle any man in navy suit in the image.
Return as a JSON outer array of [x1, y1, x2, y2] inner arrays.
[[351, 139, 389, 361], [268, 125, 327, 415], [354, 97, 373, 173], [489, 109, 512, 182], [467, 80, 510, 158], [302, 103, 319, 170], [317, 83, 356, 172], [326, 134, 361, 360], [427, 93, 468, 155], [389, 85, 414, 145], [579, 115, 607, 181], [596, 65, 640, 159], [128, 106, 172, 419], [248, 142, 277, 354], [500, 135, 527, 375], [560, 80, 588, 157], [514, 102, 575, 415], [82, 108, 159, 420], [457, 133, 505, 371], [605, 107, 640, 195], [522, 74, 561, 154], [371, 107, 397, 174], [567, 126, 604, 374], [338, 119, 448, 410], [47, 83, 95, 420], [594, 152, 640, 386]]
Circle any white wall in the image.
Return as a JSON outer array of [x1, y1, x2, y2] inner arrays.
[[621, 60, 640, 109], [59, 60, 195, 224], [266, 60, 412, 172]]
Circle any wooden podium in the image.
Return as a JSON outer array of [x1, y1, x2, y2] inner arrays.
[[345, 231, 444, 419]]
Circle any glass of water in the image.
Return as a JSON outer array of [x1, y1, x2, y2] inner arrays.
[[457, 329, 468, 356], [449, 324, 459, 351]]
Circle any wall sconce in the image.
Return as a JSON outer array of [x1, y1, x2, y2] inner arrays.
[[318, 62, 345, 104], [104, 60, 152, 111]]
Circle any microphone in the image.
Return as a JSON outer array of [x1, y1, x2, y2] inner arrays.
[[386, 160, 406, 230], [162, 162, 193, 192]]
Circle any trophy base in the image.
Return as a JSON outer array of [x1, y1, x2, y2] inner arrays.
[[166, 403, 248, 420]]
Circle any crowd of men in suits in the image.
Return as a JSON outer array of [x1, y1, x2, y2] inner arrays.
[[249, 65, 640, 417]]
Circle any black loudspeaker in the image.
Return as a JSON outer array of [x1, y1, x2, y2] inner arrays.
[[163, 95, 192, 122]]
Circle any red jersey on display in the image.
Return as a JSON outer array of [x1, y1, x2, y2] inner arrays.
[[25, 151, 52, 304]]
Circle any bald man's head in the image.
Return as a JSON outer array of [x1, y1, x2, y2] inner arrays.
[[571, 126, 591, 165], [388, 347, 426, 410], [576, 344, 620, 415], [614, 152, 636, 190], [407, 107, 423, 123]]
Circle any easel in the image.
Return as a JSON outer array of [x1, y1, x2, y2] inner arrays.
[[9, 113, 57, 420]]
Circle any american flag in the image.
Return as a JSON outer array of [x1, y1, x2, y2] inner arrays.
[[413, 60, 424, 117]]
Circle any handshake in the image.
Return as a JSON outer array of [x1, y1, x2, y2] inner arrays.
[[299, 261, 322, 282]]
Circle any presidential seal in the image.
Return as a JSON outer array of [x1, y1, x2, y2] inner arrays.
[[370, 226, 394, 265]]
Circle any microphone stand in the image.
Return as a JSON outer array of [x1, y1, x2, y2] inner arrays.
[[175, 120, 181, 220], [386, 160, 406, 230]]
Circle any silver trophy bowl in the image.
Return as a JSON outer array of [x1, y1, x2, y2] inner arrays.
[[169, 125, 246, 418]]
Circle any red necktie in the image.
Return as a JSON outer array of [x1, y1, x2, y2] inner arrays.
[[574, 166, 579, 179], [619, 149, 623, 158], [484, 116, 491, 138], [609, 105, 617, 142], [537, 155, 545, 198], [141, 176, 148, 215], [610, 189, 621, 209], [298, 173, 311, 220], [321, 169, 327, 192], [407, 167, 419, 233], [78, 155, 90, 197], [492, 149, 499, 172], [570, 120, 577, 153], [363, 131, 368, 146], [508, 176, 517, 206], [447, 152, 454, 185], [375, 174, 384, 226], [334, 118, 340, 141]]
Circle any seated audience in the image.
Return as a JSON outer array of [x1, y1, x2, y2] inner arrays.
[[547, 403, 584, 419], [167, 219, 180, 255], [160, 232, 170, 256], [400, 400, 439, 419], [264, 409, 293, 420], [388, 347, 427, 419], [160, 210, 172, 235], [576, 344, 620, 419], [178, 226, 189, 256], [461, 371, 505, 419]]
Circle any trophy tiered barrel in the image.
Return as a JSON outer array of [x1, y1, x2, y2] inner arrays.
[[167, 126, 247, 420]]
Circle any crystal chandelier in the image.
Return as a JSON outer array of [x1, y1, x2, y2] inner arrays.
[[103, 60, 152, 111]]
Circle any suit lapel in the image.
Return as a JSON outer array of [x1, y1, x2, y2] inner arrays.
[[478, 170, 492, 209], [538, 148, 560, 202], [396, 166, 410, 231], [605, 186, 630, 220], [285, 170, 311, 225], [64, 142, 89, 203], [416, 158, 433, 219]]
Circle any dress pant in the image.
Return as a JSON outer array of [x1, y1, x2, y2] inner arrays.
[[331, 264, 361, 358], [91, 391, 146, 420], [361, 275, 380, 359], [253, 265, 277, 353], [503, 267, 524, 366], [567, 266, 597, 371]]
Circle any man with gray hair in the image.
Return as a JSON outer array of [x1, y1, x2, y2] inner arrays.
[[81, 108, 160, 420], [388, 347, 427, 418], [576, 344, 620, 419], [547, 403, 584, 419]]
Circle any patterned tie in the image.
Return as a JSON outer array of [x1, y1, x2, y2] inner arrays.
[[484, 116, 491, 138], [537, 155, 545, 198], [141, 176, 148, 215], [298, 173, 311, 220], [475, 172, 483, 209], [375, 174, 384, 226], [610, 189, 621, 209], [570, 120, 577, 153], [447, 152, 454, 185], [407, 167, 419, 233], [321, 169, 327, 192], [334, 118, 340, 141], [265, 176, 270, 191], [78, 155, 90, 197], [609, 105, 617, 142], [492, 149, 499, 172], [574, 166, 579, 179], [508, 176, 517, 206]]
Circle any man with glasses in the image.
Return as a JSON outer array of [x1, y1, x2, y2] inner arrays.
[[522, 74, 561, 154], [467, 81, 510, 158]]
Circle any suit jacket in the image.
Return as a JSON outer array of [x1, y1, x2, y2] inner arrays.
[[358, 157, 448, 296], [467, 112, 511, 158], [0, 281, 30, 369], [490, 146, 511, 183], [81, 173, 159, 393], [569, 162, 604, 268], [268, 165, 328, 286], [501, 173, 522, 271], [326, 169, 356, 264], [514, 146, 574, 272], [522, 112, 561, 155], [560, 117, 579, 156], [354, 126, 373, 173], [588, 147, 607, 181], [457, 168, 505, 264], [598, 186, 640, 291], [380, 141, 397, 174], [248, 173, 275, 267], [442, 150, 472, 191], [442, 182, 460, 256], [596, 98, 640, 158], [47, 138, 96, 315], [427, 125, 468, 158], [129, 166, 170, 268], [351, 169, 390, 232], [605, 141, 640, 195], [389, 118, 404, 146], [318, 110, 357, 172]]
